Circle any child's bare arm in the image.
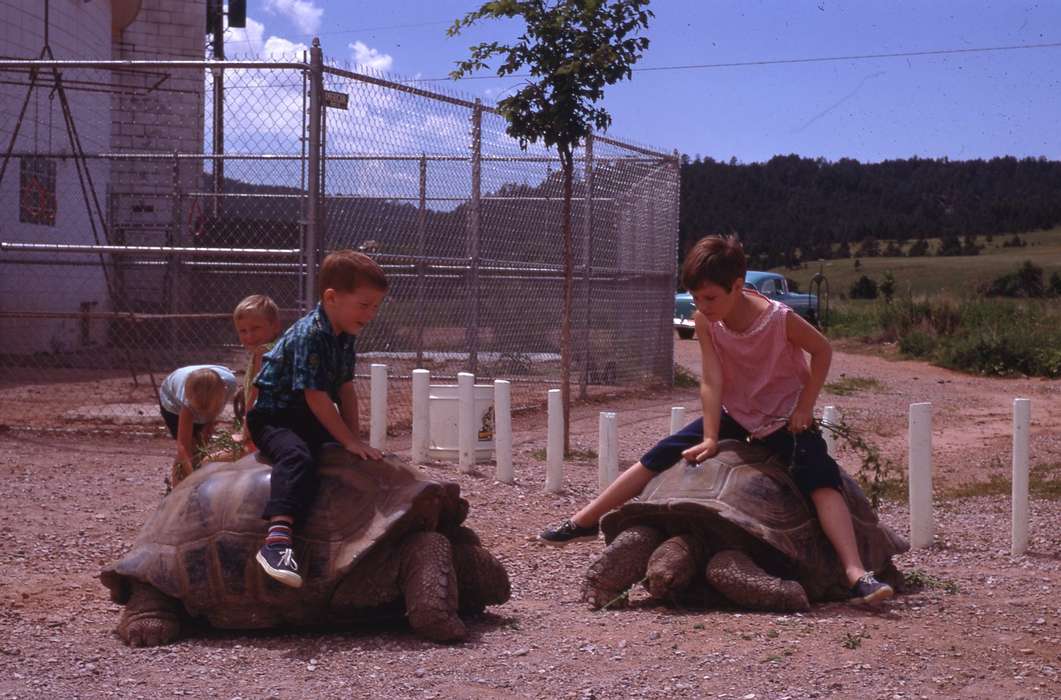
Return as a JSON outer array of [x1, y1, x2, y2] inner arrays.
[[176, 407, 197, 466], [683, 311, 724, 463], [246, 346, 267, 411], [338, 382, 383, 460], [785, 311, 833, 432], [304, 388, 381, 460]]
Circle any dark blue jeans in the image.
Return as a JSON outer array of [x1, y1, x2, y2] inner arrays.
[[247, 398, 337, 522], [640, 411, 843, 497]]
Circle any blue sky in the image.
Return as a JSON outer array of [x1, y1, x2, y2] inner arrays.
[[228, 1, 1061, 164]]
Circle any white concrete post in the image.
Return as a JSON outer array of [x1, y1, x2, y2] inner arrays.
[[369, 363, 388, 450], [457, 372, 476, 473], [1012, 398, 1031, 556], [599, 411, 619, 491], [546, 389, 563, 492], [908, 402, 934, 548], [494, 380, 513, 483], [411, 369, 430, 463], [822, 405, 839, 456], [669, 406, 686, 435]]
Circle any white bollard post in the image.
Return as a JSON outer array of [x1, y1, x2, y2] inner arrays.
[[669, 406, 686, 435], [599, 411, 619, 491], [1012, 398, 1031, 556], [494, 380, 513, 483], [369, 363, 388, 450], [545, 389, 563, 493], [908, 402, 934, 548], [822, 405, 839, 456], [411, 369, 430, 463], [457, 372, 476, 473]]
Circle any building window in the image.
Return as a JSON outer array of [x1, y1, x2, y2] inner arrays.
[[20, 157, 57, 226]]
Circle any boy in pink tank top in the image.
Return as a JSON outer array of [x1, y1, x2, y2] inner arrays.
[[540, 235, 893, 605]]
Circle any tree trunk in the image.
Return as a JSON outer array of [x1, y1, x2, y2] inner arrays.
[[561, 149, 574, 455]]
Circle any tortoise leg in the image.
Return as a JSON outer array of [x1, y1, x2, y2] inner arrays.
[[117, 581, 182, 647], [446, 527, 511, 614], [645, 534, 706, 601], [705, 550, 810, 612], [582, 525, 665, 609], [399, 531, 466, 642]]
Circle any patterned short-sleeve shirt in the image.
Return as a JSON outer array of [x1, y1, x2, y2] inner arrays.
[[253, 303, 356, 411]]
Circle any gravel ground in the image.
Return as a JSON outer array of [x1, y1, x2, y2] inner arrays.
[[2, 342, 1060, 699]]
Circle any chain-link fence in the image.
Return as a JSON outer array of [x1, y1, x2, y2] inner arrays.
[[0, 45, 678, 435]]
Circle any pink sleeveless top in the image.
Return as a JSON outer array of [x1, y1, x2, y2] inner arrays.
[[706, 291, 810, 438]]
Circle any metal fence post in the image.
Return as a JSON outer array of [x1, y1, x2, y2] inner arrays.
[[304, 39, 324, 308], [466, 99, 482, 374], [416, 153, 427, 367], [579, 134, 594, 399], [169, 150, 182, 351]]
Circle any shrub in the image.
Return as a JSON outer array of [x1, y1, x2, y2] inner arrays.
[[1050, 271, 1061, 297], [879, 271, 896, 303], [849, 275, 878, 300], [982, 261, 1045, 298], [899, 329, 936, 358]]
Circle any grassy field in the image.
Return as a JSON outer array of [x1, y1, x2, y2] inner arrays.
[[780, 226, 1061, 298]]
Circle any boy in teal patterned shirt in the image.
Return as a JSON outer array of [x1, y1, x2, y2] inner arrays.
[[247, 251, 388, 588]]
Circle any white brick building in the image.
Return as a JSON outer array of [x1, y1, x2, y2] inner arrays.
[[0, 0, 205, 355]]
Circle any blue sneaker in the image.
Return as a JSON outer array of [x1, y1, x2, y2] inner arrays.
[[849, 573, 893, 605], [256, 544, 303, 588], [538, 519, 600, 546]]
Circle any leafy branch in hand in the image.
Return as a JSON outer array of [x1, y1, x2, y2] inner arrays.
[[816, 416, 900, 509]]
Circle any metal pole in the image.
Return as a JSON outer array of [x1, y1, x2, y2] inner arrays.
[[416, 154, 427, 367], [299, 49, 308, 312], [304, 38, 324, 307], [466, 99, 482, 374], [169, 150, 182, 351], [211, 0, 224, 217], [579, 134, 594, 399]]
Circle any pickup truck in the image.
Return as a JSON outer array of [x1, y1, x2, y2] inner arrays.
[[674, 271, 819, 339]]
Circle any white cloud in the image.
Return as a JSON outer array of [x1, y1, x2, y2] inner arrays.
[[263, 0, 324, 35], [349, 41, 394, 72]]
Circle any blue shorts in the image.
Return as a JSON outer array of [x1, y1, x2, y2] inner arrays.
[[640, 411, 843, 497]]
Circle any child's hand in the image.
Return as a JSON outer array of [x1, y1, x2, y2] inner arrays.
[[682, 438, 719, 464], [344, 440, 383, 461], [788, 407, 814, 433]]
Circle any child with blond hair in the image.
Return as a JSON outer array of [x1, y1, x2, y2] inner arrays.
[[158, 365, 238, 489], [232, 294, 282, 452]]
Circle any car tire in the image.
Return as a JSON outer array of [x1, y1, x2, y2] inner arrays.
[[676, 327, 695, 340]]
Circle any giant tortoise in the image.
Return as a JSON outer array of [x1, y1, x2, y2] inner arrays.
[[101, 449, 510, 645], [583, 440, 907, 611]]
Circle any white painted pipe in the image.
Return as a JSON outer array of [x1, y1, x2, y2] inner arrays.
[[1012, 398, 1031, 556], [494, 380, 513, 483], [908, 402, 934, 548], [411, 369, 430, 463], [599, 411, 618, 491], [369, 363, 388, 450], [546, 388, 563, 492], [457, 372, 476, 473], [822, 405, 839, 456], [669, 406, 686, 435]]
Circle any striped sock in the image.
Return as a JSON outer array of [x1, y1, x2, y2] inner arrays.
[[265, 522, 293, 548]]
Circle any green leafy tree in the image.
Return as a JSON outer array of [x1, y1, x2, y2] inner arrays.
[[449, 0, 653, 452], [880, 270, 896, 303]]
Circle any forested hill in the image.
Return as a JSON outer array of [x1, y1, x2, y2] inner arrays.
[[679, 154, 1061, 267]]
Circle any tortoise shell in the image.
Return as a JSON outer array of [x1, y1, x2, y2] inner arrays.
[[100, 448, 466, 627], [600, 439, 908, 600]]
